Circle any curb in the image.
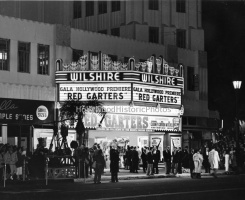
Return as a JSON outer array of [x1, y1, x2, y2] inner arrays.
[[74, 172, 226, 183]]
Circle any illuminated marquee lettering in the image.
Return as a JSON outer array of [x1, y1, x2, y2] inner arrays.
[[141, 74, 176, 86], [70, 72, 120, 82], [56, 71, 184, 89]]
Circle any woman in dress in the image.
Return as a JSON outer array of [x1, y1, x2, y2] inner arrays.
[[193, 149, 203, 179]]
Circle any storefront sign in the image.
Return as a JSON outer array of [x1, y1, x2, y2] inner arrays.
[[0, 98, 54, 125], [84, 113, 182, 132], [56, 71, 184, 89], [133, 84, 181, 105], [59, 83, 131, 101]]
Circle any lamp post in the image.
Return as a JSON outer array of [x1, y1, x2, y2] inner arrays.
[[232, 80, 242, 171]]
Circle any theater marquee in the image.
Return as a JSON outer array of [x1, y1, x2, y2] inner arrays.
[[133, 84, 181, 105], [84, 113, 182, 132], [59, 83, 131, 101], [56, 71, 184, 89]]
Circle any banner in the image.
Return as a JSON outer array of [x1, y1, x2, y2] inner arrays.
[[84, 113, 182, 132], [133, 84, 181, 105], [59, 83, 131, 101]]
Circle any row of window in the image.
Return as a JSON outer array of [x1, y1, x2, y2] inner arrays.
[[73, 0, 186, 19], [74, 1, 121, 18], [0, 38, 49, 75], [97, 26, 186, 48]]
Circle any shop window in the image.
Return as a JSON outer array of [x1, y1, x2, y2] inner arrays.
[[111, 28, 120, 37], [98, 1, 107, 14], [176, 29, 186, 48], [38, 44, 49, 75], [149, 27, 159, 43], [188, 117, 196, 125], [72, 49, 83, 62], [111, 1, 120, 12], [73, 1, 82, 19], [149, 0, 159, 10], [176, 0, 186, 13], [0, 38, 10, 71], [86, 1, 94, 17], [18, 42, 30, 73]]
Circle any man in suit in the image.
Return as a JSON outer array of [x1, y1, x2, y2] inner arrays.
[[163, 146, 171, 174], [152, 146, 161, 174], [132, 146, 139, 173], [177, 147, 183, 174]]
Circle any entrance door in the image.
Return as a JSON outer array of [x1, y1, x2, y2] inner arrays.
[[138, 136, 148, 150]]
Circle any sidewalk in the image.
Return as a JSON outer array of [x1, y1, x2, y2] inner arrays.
[[0, 164, 228, 187], [74, 164, 227, 183]]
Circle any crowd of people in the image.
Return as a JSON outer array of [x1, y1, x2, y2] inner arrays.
[[0, 144, 27, 181], [1, 141, 245, 183]]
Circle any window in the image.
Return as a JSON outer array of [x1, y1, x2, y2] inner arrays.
[[18, 42, 30, 73], [98, 30, 107, 35], [111, 28, 120, 37], [176, 0, 186, 13], [187, 66, 199, 91], [86, 1, 94, 17], [38, 44, 49, 75], [98, 1, 107, 14], [187, 66, 194, 91], [0, 38, 10, 71], [149, 27, 159, 43], [149, 0, 159, 10], [111, 1, 120, 12], [176, 29, 186, 48], [72, 49, 83, 62], [73, 1, 82, 19]]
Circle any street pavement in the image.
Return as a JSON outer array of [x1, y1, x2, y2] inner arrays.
[[0, 172, 244, 200]]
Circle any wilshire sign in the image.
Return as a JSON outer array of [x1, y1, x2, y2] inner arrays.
[[56, 71, 184, 89]]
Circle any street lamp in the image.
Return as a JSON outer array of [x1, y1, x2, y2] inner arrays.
[[233, 80, 242, 171]]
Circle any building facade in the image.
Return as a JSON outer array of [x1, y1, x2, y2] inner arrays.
[[0, 0, 219, 152]]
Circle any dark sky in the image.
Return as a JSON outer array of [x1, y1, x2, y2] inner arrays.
[[202, 0, 245, 129]]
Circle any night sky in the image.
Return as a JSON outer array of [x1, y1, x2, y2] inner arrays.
[[202, 0, 245, 129]]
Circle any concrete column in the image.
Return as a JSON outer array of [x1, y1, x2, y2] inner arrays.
[[1, 124, 8, 144]]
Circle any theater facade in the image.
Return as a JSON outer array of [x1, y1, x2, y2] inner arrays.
[[55, 53, 184, 156]]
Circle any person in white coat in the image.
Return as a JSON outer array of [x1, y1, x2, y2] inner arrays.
[[208, 145, 220, 178], [193, 149, 203, 179]]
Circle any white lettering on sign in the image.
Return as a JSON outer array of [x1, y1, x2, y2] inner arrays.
[[141, 74, 176, 86], [0, 100, 18, 110], [133, 84, 181, 105], [84, 113, 182, 132], [70, 72, 120, 82], [59, 83, 131, 101]]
